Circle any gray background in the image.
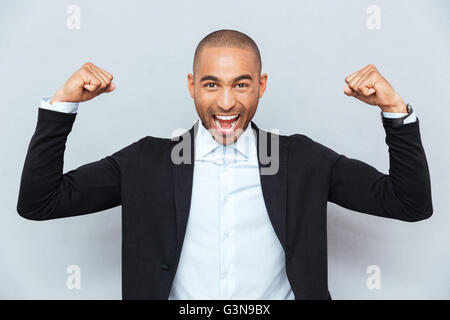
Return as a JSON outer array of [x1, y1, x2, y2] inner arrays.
[[1, 0, 448, 299]]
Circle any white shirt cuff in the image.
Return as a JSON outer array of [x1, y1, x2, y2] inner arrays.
[[382, 110, 416, 124], [40, 96, 79, 114]]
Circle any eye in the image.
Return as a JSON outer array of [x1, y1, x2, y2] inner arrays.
[[205, 83, 216, 88], [236, 83, 248, 88]]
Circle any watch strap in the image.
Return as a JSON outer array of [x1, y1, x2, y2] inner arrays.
[[381, 103, 414, 128]]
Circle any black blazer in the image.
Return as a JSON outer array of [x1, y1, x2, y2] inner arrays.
[[17, 108, 433, 300]]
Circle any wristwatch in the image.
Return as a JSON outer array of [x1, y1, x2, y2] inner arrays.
[[381, 103, 414, 128]]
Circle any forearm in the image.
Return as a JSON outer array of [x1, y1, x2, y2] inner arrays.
[[381, 118, 432, 218], [17, 107, 77, 219]]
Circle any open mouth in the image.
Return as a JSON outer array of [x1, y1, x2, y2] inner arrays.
[[212, 114, 241, 135]]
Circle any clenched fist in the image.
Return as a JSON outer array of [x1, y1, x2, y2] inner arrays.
[[344, 64, 407, 113], [50, 62, 115, 104]]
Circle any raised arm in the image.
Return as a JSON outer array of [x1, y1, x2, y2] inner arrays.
[[17, 62, 139, 220], [327, 64, 433, 222]]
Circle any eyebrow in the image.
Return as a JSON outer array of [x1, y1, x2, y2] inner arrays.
[[200, 74, 253, 83]]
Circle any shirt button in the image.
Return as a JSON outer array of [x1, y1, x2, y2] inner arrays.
[[161, 263, 170, 271], [221, 270, 228, 279], [223, 231, 230, 238]]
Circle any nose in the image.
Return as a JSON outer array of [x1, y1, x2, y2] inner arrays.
[[217, 87, 236, 111]]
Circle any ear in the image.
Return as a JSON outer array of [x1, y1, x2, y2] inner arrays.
[[259, 73, 268, 99], [187, 73, 195, 99]]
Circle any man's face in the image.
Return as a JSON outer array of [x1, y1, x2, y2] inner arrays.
[[188, 46, 267, 145]]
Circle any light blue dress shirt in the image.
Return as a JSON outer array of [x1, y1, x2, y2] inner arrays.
[[168, 119, 295, 299], [39, 96, 416, 299]]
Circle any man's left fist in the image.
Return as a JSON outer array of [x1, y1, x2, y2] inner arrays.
[[344, 64, 407, 113]]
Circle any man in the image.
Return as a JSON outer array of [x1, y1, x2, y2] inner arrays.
[[17, 29, 433, 300]]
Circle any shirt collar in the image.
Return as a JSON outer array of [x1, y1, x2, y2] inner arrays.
[[194, 119, 256, 160]]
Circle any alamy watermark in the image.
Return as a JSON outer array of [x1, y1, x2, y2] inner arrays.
[[170, 126, 280, 175], [366, 5, 381, 30], [366, 264, 381, 290], [66, 5, 81, 30], [66, 264, 81, 290]]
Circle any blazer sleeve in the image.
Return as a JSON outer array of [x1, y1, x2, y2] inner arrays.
[[328, 118, 433, 222], [17, 107, 141, 221]]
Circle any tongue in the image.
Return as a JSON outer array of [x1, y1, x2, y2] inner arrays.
[[218, 119, 233, 129]]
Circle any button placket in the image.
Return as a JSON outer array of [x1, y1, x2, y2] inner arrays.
[[219, 160, 233, 298]]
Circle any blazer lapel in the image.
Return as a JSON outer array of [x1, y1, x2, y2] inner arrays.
[[171, 121, 198, 258], [251, 121, 288, 252]]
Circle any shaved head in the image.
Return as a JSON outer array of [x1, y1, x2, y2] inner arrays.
[[187, 29, 267, 145], [193, 29, 262, 76]]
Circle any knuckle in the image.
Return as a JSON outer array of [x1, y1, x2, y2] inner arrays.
[[99, 80, 108, 88]]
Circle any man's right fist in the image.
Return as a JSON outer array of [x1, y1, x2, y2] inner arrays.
[[50, 62, 115, 104]]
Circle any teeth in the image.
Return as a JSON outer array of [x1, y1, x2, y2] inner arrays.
[[215, 114, 239, 120]]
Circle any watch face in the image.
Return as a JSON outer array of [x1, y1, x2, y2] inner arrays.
[[406, 104, 413, 114]]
